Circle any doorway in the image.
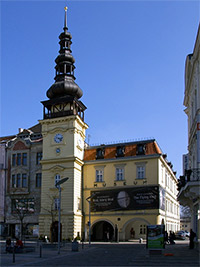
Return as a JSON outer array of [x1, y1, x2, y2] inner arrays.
[[50, 221, 62, 242], [92, 221, 114, 241]]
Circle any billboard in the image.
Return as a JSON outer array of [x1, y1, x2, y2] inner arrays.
[[146, 225, 165, 249], [91, 186, 161, 212]]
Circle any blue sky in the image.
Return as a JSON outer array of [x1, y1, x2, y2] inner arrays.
[[1, 0, 200, 177]]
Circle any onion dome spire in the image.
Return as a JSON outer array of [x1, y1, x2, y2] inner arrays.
[[46, 6, 83, 99]]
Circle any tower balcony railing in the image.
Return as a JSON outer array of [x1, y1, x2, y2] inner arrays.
[[44, 109, 84, 121]]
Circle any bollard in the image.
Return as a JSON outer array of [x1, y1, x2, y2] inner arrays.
[[13, 247, 15, 263], [40, 244, 42, 258], [71, 240, 78, 252]]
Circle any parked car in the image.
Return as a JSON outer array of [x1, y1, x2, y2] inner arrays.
[[184, 230, 190, 237], [175, 230, 186, 240]]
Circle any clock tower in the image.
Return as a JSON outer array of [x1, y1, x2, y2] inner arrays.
[[39, 7, 88, 240]]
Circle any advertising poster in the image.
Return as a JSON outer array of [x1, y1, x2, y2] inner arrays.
[[159, 187, 165, 211], [91, 186, 160, 212], [146, 225, 165, 249]]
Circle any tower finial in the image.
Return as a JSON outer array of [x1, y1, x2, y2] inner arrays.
[[64, 6, 68, 28]]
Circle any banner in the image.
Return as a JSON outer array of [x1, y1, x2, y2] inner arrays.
[[91, 186, 161, 212]]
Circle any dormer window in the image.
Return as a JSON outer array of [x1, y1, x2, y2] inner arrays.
[[136, 144, 146, 155], [116, 146, 125, 158], [96, 147, 105, 159]]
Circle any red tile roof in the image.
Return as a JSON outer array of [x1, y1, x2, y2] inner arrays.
[[84, 140, 162, 161]]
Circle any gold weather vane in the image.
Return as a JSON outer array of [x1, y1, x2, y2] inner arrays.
[[64, 6, 68, 28]]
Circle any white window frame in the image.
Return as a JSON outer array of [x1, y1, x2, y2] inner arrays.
[[135, 162, 146, 179], [116, 168, 124, 181], [94, 166, 105, 182], [96, 169, 104, 182], [115, 164, 126, 181]]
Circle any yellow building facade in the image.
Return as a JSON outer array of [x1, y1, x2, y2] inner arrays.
[[83, 141, 180, 241]]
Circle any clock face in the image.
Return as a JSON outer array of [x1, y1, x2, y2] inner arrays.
[[54, 134, 63, 143], [56, 148, 60, 153]]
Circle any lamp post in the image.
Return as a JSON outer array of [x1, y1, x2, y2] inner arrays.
[[86, 193, 96, 246], [55, 177, 69, 254]]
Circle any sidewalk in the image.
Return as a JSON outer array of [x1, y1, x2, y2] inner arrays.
[[0, 240, 199, 266]]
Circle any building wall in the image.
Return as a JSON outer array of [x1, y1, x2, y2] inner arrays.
[[39, 115, 88, 240], [0, 143, 6, 234], [5, 130, 42, 238], [182, 23, 200, 239], [83, 142, 180, 241]]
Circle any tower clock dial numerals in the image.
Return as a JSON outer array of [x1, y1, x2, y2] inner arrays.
[[54, 133, 63, 143]]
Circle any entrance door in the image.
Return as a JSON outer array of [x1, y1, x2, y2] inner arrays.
[[92, 221, 114, 241], [50, 221, 62, 242]]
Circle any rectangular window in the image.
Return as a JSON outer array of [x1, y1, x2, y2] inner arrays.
[[12, 198, 35, 213], [137, 166, 145, 179], [22, 153, 27, 166], [16, 174, 21, 187], [22, 174, 27, 188], [55, 174, 60, 187], [96, 169, 103, 182], [54, 198, 59, 210], [36, 152, 42, 165], [77, 198, 81, 210], [140, 225, 146, 234], [12, 174, 16, 187], [36, 173, 42, 188], [12, 154, 16, 166], [116, 167, 124, 181], [17, 153, 21, 166]]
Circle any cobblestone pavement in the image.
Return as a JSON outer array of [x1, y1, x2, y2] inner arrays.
[[0, 240, 199, 266]]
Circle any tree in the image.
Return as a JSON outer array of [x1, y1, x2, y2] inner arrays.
[[41, 194, 59, 242], [11, 197, 34, 239]]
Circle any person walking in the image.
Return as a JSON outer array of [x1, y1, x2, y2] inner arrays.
[[164, 231, 169, 244], [189, 229, 196, 249], [130, 228, 135, 239], [169, 231, 175, 245], [15, 237, 23, 252]]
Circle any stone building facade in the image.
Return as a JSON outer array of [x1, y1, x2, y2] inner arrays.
[[3, 125, 42, 238], [178, 23, 200, 240]]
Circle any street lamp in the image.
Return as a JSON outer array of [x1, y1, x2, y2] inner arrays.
[[55, 177, 69, 254], [86, 193, 96, 246]]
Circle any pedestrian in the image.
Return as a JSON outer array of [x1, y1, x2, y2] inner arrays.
[[15, 237, 23, 252], [5, 237, 12, 253], [130, 228, 135, 239], [164, 231, 169, 244], [169, 231, 175, 245], [189, 229, 196, 249]]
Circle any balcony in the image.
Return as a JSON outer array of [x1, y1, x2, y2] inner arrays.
[[177, 168, 200, 206]]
